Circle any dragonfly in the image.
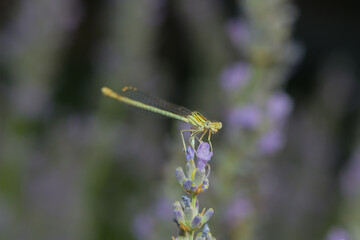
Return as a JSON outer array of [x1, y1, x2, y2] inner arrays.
[[101, 86, 222, 152]]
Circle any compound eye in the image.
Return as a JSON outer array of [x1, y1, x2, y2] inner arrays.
[[205, 121, 211, 128]]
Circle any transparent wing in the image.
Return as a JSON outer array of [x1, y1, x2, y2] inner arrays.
[[120, 86, 193, 117]]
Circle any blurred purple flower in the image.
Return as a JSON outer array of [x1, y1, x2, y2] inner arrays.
[[196, 143, 213, 170], [341, 150, 360, 196], [226, 18, 250, 48], [267, 91, 293, 122], [132, 213, 154, 240], [219, 62, 251, 92], [326, 227, 351, 240], [154, 198, 172, 220], [225, 196, 252, 227], [227, 104, 261, 130], [258, 130, 284, 155]]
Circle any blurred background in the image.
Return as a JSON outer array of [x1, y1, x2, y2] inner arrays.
[[0, 0, 359, 239]]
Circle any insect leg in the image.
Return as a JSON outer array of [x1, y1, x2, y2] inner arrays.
[[208, 130, 213, 152], [189, 129, 203, 151], [180, 129, 196, 152]]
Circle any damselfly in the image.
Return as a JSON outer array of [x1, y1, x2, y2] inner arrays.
[[101, 86, 222, 152]]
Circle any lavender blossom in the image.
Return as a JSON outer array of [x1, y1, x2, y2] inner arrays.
[[258, 130, 284, 155], [226, 18, 250, 50], [219, 62, 251, 92], [227, 104, 261, 130], [196, 143, 213, 170], [173, 142, 216, 239], [195, 224, 216, 240], [225, 196, 252, 227], [267, 91, 293, 123]]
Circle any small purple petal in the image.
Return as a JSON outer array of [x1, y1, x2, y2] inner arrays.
[[197, 159, 207, 171], [219, 62, 251, 92], [258, 130, 284, 155], [185, 146, 195, 161], [196, 143, 213, 161], [267, 91, 293, 122], [196, 143, 213, 170], [227, 104, 261, 130]]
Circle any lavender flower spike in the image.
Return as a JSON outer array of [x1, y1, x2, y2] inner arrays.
[[196, 143, 213, 170]]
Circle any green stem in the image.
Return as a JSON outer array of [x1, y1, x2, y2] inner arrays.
[[188, 231, 194, 240], [188, 195, 197, 240], [191, 195, 197, 210]]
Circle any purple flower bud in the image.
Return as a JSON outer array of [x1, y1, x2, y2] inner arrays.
[[227, 104, 261, 130], [173, 202, 184, 223], [267, 91, 293, 122], [219, 62, 251, 92], [201, 224, 210, 237], [183, 180, 193, 192], [201, 208, 214, 224], [181, 196, 191, 208], [194, 168, 206, 187], [173, 209, 183, 221], [185, 146, 195, 161], [191, 215, 202, 229], [176, 167, 186, 185], [196, 143, 213, 170], [258, 130, 284, 155], [226, 18, 250, 49], [184, 206, 194, 224]]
